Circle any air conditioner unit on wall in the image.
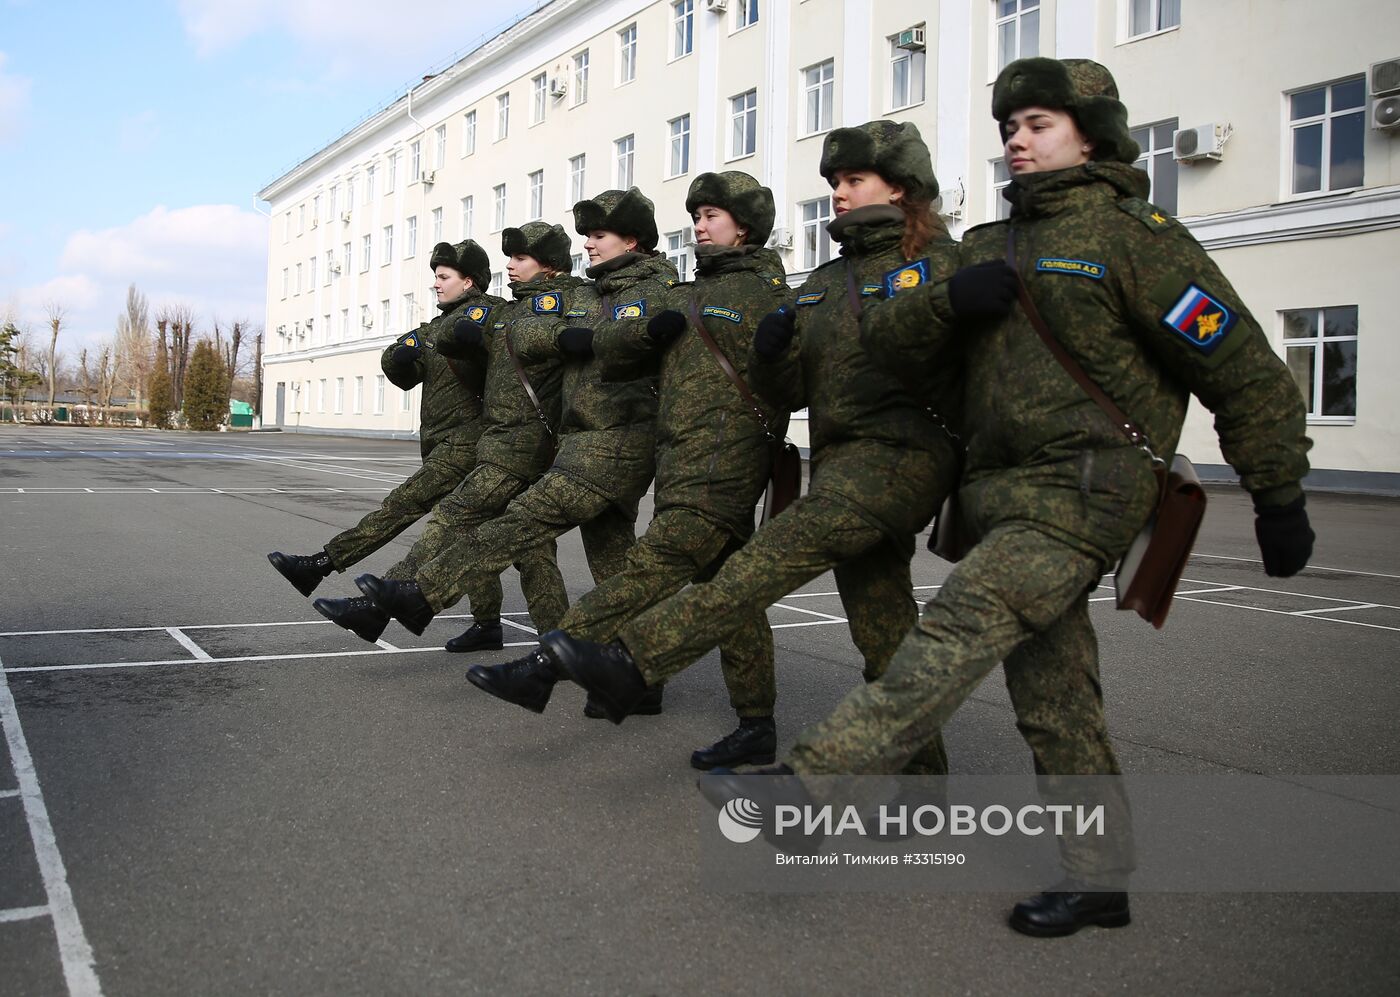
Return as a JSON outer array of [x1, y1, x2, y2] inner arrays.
[[310, 217, 319, 229], [1173, 123, 1229, 163], [549, 76, 568, 98], [767, 227, 793, 250], [1369, 57, 1400, 131], [328, 261, 342, 274], [341, 210, 352, 223], [420, 170, 437, 185], [896, 27, 926, 51], [361, 313, 374, 328], [705, 0, 728, 12]]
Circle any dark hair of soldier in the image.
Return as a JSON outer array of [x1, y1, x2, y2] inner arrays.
[[898, 196, 948, 261]]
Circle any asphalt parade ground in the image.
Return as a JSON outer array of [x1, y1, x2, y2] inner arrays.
[[2, 425, 1398, 996]]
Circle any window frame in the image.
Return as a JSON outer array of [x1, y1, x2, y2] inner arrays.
[[618, 24, 638, 85], [492, 184, 507, 232], [528, 169, 545, 220], [1130, 118, 1180, 215], [1286, 76, 1366, 199], [798, 196, 834, 270], [734, 0, 760, 31], [672, 1, 694, 60], [462, 110, 477, 157], [496, 93, 511, 142], [572, 49, 590, 106], [667, 115, 692, 178], [989, 158, 1013, 221], [888, 33, 927, 111], [531, 73, 548, 125], [729, 89, 758, 160], [1121, 0, 1181, 41], [461, 195, 474, 238], [993, 0, 1040, 73], [568, 153, 587, 206], [434, 124, 447, 169], [405, 216, 418, 258], [381, 224, 394, 266], [801, 59, 835, 137], [615, 133, 636, 188], [664, 227, 694, 281], [1281, 305, 1359, 424]]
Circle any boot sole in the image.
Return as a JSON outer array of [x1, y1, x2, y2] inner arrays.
[[542, 632, 628, 725], [355, 574, 430, 636], [312, 600, 387, 643], [1008, 909, 1132, 938], [444, 637, 505, 653], [690, 750, 777, 771], [464, 666, 549, 714], [269, 553, 322, 598]]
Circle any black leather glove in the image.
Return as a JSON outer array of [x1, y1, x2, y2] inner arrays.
[[389, 343, 421, 367], [557, 326, 594, 358], [754, 308, 796, 359], [947, 261, 1019, 320], [434, 318, 484, 358], [647, 310, 688, 346], [1254, 495, 1314, 578]]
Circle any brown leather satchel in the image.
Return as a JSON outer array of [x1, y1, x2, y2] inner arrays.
[[1006, 229, 1206, 628], [686, 298, 800, 524]]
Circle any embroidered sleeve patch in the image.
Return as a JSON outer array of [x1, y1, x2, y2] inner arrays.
[[1162, 284, 1237, 354], [796, 289, 827, 306], [883, 258, 931, 296], [564, 308, 589, 318], [463, 305, 491, 326], [532, 293, 562, 314], [395, 332, 419, 348], [1036, 258, 1106, 280], [613, 300, 646, 320], [701, 305, 743, 324]]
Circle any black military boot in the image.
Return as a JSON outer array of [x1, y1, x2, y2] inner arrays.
[[355, 574, 434, 636], [1008, 880, 1131, 937], [696, 763, 824, 855], [444, 620, 504, 653], [313, 595, 390, 643], [268, 550, 333, 597], [538, 630, 648, 725], [690, 717, 777, 770], [583, 685, 664, 719], [465, 649, 559, 713]]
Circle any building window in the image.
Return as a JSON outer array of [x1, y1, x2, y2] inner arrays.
[[346, 175, 356, 207], [572, 49, 590, 105], [462, 110, 477, 156], [309, 256, 317, 288], [341, 308, 350, 340], [297, 204, 305, 234], [668, 115, 691, 178], [335, 377, 344, 415], [353, 376, 363, 415], [672, 1, 694, 59], [283, 212, 291, 242], [1130, 119, 1179, 215], [461, 196, 474, 238], [361, 234, 372, 272], [434, 124, 447, 169], [405, 216, 418, 258], [328, 185, 338, 221], [403, 292, 416, 332], [381, 299, 392, 335], [616, 134, 635, 188], [730, 89, 757, 159], [1289, 77, 1365, 196], [281, 268, 289, 299], [618, 24, 637, 84], [312, 193, 321, 223], [995, 0, 1039, 70], [340, 242, 350, 280], [323, 252, 332, 286], [365, 164, 376, 202], [431, 207, 443, 243], [1128, 0, 1180, 37], [360, 304, 371, 334], [1283, 306, 1358, 420], [664, 228, 694, 282], [295, 262, 302, 294], [802, 60, 835, 135], [496, 93, 510, 140], [493, 184, 507, 231], [735, 0, 759, 30], [385, 152, 397, 193], [990, 158, 1013, 221], [799, 197, 833, 269], [532, 74, 547, 125], [569, 154, 587, 205], [489, 271, 505, 297], [889, 34, 926, 109], [571, 253, 586, 277], [381, 225, 394, 265], [374, 374, 386, 415], [317, 378, 326, 413], [410, 141, 421, 179], [402, 386, 413, 412], [528, 170, 544, 220], [320, 314, 329, 347]]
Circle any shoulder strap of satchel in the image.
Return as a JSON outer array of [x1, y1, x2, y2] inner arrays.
[[686, 296, 774, 440], [1005, 226, 1150, 452], [844, 259, 864, 320], [503, 327, 555, 439]]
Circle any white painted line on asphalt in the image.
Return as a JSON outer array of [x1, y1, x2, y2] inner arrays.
[[772, 602, 847, 623], [1171, 596, 1400, 633], [166, 628, 213, 662], [771, 619, 848, 630], [1289, 603, 1379, 616], [501, 618, 539, 635], [0, 905, 52, 923], [0, 486, 395, 494], [0, 654, 103, 995], [83, 488, 92, 493], [1, 643, 543, 674], [375, 639, 400, 651], [0, 611, 533, 638], [1191, 552, 1400, 581]]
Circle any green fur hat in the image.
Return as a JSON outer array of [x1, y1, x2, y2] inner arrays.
[[991, 57, 1140, 164], [572, 187, 659, 252], [819, 120, 938, 201], [684, 171, 775, 246], [501, 222, 574, 273], [429, 239, 491, 291]]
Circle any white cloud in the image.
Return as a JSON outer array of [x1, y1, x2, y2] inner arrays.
[[0, 51, 33, 145], [16, 204, 268, 351]]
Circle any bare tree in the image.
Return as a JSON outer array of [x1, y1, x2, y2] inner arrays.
[[161, 304, 196, 409], [96, 342, 119, 416], [252, 329, 264, 417], [43, 301, 64, 409], [115, 284, 152, 407], [78, 348, 95, 411]]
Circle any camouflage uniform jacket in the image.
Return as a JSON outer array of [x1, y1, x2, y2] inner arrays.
[[380, 289, 504, 458], [750, 207, 961, 538], [513, 252, 677, 502], [469, 274, 579, 481], [862, 162, 1311, 558], [594, 245, 793, 540]]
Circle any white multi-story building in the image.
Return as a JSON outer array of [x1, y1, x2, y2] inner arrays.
[[259, 0, 1400, 488]]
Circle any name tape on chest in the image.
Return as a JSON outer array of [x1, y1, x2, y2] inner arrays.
[[1036, 258, 1107, 280], [861, 283, 883, 297], [564, 308, 589, 318], [532, 293, 562, 314], [701, 305, 743, 324], [613, 300, 647, 320], [1162, 284, 1237, 355], [883, 258, 931, 297], [796, 289, 827, 306]]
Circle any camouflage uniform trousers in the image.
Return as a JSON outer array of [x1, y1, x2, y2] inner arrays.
[[557, 507, 776, 718], [412, 468, 639, 626], [323, 442, 473, 571], [384, 462, 567, 633], [617, 491, 947, 774], [785, 520, 1134, 880]]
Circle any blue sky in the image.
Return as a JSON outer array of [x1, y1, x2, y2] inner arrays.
[[0, 0, 547, 357]]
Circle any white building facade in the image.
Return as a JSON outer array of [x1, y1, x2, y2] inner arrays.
[[259, 0, 1400, 488]]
